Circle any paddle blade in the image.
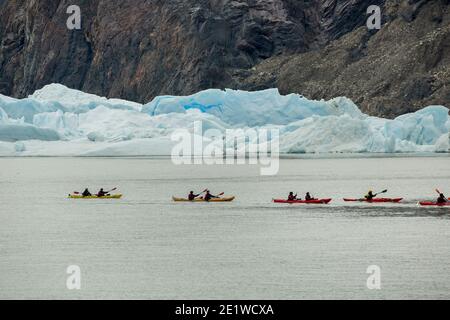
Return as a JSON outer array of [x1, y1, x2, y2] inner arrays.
[[218, 192, 225, 196], [73, 192, 80, 195]]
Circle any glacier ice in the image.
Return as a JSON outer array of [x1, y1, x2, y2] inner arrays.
[[0, 84, 142, 124], [0, 106, 9, 123], [142, 88, 366, 126], [0, 124, 60, 142], [0, 84, 448, 156]]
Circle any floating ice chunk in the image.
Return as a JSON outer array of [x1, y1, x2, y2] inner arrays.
[[14, 141, 26, 152]]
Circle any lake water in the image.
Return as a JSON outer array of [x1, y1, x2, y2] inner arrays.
[[0, 156, 449, 299]]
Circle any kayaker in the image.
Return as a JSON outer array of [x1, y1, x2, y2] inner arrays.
[[288, 192, 298, 201], [97, 188, 108, 197], [437, 193, 448, 204], [188, 191, 200, 201], [82, 188, 92, 197], [204, 190, 219, 202], [305, 192, 315, 201], [365, 190, 375, 201]]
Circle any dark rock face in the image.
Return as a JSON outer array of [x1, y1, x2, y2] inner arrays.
[[0, 0, 449, 117], [242, 0, 450, 117]]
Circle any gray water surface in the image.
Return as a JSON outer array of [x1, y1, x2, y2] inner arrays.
[[0, 156, 449, 299]]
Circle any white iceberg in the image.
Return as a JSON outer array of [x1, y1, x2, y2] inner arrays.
[[0, 84, 448, 156]]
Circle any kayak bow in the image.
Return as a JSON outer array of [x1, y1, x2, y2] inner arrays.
[[273, 198, 332, 204]]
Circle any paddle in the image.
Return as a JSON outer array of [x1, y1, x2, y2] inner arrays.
[[359, 189, 387, 201], [193, 189, 208, 199], [202, 190, 225, 197], [374, 189, 388, 197], [101, 187, 117, 196], [435, 189, 449, 202], [212, 192, 225, 198], [73, 188, 116, 195]]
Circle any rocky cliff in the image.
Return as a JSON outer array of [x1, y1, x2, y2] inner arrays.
[[0, 0, 449, 117]]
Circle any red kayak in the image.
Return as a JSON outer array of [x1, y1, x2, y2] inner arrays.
[[419, 201, 450, 207], [273, 198, 332, 204], [343, 198, 403, 203]]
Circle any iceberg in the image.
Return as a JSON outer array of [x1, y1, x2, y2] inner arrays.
[[0, 84, 142, 124], [0, 84, 448, 156], [142, 88, 366, 126]]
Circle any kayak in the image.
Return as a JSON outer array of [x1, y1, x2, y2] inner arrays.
[[69, 194, 123, 199], [419, 201, 450, 207], [172, 196, 235, 202], [343, 198, 403, 203], [273, 198, 332, 204]]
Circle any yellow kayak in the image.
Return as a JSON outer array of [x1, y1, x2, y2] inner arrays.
[[68, 194, 123, 199], [172, 196, 235, 202]]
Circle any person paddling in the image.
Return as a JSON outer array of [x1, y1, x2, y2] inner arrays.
[[82, 188, 92, 197], [188, 191, 201, 201], [288, 192, 298, 201], [97, 188, 108, 197], [437, 193, 448, 204], [305, 192, 316, 201], [204, 190, 220, 202], [365, 190, 375, 201]]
